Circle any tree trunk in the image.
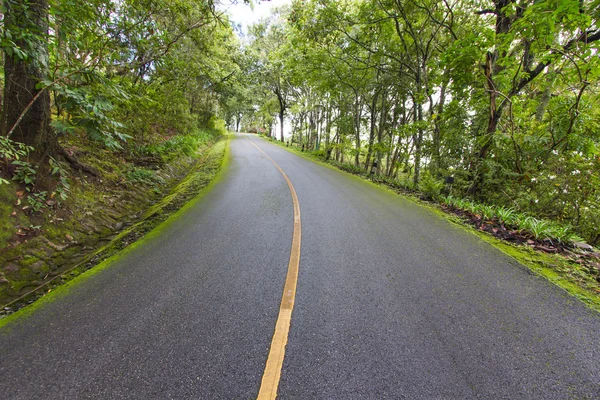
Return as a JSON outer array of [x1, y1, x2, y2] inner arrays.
[[412, 92, 424, 185], [279, 111, 284, 142], [2, 0, 56, 165], [364, 90, 379, 171], [387, 100, 403, 177], [325, 104, 332, 148], [431, 78, 447, 171], [470, 1, 515, 194], [354, 95, 362, 167], [309, 111, 316, 149], [375, 91, 387, 174]]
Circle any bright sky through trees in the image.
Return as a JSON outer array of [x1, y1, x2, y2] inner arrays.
[[223, 0, 291, 34]]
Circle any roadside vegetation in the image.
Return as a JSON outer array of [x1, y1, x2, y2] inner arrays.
[[0, 1, 244, 304], [237, 0, 600, 286], [263, 135, 600, 311]]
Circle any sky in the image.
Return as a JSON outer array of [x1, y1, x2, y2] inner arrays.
[[220, 0, 292, 35]]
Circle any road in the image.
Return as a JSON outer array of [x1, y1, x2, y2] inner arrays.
[[1, 134, 599, 399]]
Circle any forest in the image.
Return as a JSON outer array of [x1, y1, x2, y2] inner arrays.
[[0, 0, 599, 301], [237, 0, 600, 246], [0, 0, 246, 300]]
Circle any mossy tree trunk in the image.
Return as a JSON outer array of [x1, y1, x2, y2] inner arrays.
[[2, 0, 58, 168]]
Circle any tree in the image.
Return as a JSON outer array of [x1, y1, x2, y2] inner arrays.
[[2, 0, 55, 166], [242, 0, 600, 242]]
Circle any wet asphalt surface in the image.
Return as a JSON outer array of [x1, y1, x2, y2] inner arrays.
[[1, 134, 599, 399]]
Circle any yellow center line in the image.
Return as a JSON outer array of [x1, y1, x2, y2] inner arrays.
[[244, 135, 301, 400]]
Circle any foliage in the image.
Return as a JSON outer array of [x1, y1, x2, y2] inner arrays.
[[11, 161, 37, 190], [49, 157, 70, 202], [1, 0, 241, 207], [418, 171, 444, 200], [0, 138, 33, 185], [240, 0, 600, 245], [135, 127, 222, 163], [439, 195, 584, 244], [126, 167, 164, 187], [2, 0, 599, 245]]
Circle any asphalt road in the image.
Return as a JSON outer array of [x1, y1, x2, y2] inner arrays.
[[1, 134, 599, 399]]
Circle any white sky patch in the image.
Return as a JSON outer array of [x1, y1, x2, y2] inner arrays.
[[221, 0, 292, 35]]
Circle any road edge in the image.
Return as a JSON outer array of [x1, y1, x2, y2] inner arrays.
[[0, 135, 233, 329], [259, 136, 600, 314]]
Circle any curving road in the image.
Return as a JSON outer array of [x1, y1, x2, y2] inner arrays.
[[1, 134, 599, 399]]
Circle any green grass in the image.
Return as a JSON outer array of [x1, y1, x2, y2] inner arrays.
[[126, 167, 165, 186]]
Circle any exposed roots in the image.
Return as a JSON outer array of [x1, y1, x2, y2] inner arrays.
[[58, 147, 98, 177]]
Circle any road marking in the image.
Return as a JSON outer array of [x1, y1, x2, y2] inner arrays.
[[244, 136, 301, 400]]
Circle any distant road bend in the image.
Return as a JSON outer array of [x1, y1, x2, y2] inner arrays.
[[1, 134, 599, 399]]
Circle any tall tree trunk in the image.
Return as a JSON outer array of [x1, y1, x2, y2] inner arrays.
[[412, 90, 424, 185], [325, 104, 332, 147], [297, 112, 304, 145], [430, 77, 447, 171], [364, 90, 380, 171], [470, 0, 515, 194], [375, 91, 387, 174], [2, 0, 56, 164], [279, 111, 284, 142], [309, 110, 316, 149], [353, 94, 362, 167], [387, 100, 403, 177]]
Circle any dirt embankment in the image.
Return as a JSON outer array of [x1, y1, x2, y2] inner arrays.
[[0, 135, 228, 311]]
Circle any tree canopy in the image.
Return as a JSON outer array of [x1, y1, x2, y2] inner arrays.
[[239, 0, 600, 244]]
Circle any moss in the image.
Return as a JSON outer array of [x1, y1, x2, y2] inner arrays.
[[0, 183, 17, 247], [19, 255, 39, 267], [7, 280, 34, 294], [471, 231, 600, 312], [9, 267, 36, 282], [0, 135, 230, 329]]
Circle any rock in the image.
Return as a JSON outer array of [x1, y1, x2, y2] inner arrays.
[[29, 261, 49, 275], [40, 236, 68, 251], [25, 243, 54, 260], [3, 263, 20, 273], [535, 245, 558, 254], [573, 242, 594, 251], [114, 222, 123, 230]]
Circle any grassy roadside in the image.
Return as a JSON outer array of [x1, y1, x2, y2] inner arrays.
[[262, 136, 600, 313], [0, 135, 231, 325]]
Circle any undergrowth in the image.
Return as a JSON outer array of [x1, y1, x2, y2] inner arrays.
[[133, 127, 223, 163], [269, 137, 592, 249]]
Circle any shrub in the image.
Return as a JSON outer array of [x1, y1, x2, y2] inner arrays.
[[418, 170, 444, 200], [520, 217, 552, 240], [496, 206, 516, 227]]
